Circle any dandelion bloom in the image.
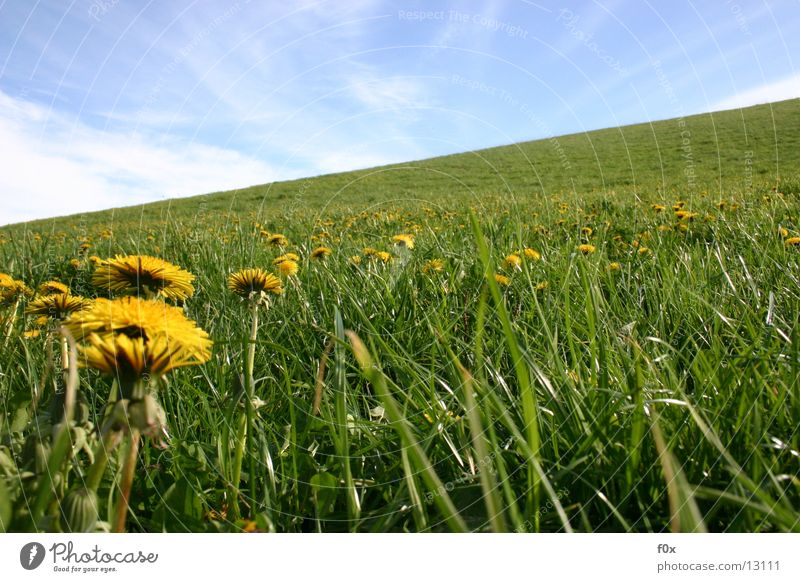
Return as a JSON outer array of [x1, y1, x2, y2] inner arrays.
[[674, 210, 698, 221], [65, 296, 211, 379], [535, 281, 548, 291], [362, 247, 379, 257], [785, 237, 800, 247], [228, 269, 283, 298], [277, 259, 299, 277], [26, 294, 90, 320], [422, 259, 444, 274], [637, 247, 650, 255], [652, 204, 665, 212], [778, 227, 789, 238], [310, 246, 332, 260], [608, 262, 622, 272], [0, 277, 32, 306], [375, 251, 392, 263], [349, 255, 362, 266], [392, 234, 415, 249], [523, 248, 541, 261], [503, 254, 522, 270], [494, 273, 511, 286], [92, 255, 195, 301], [266, 234, 289, 247], [39, 281, 69, 295], [581, 227, 593, 237], [577, 244, 596, 255], [273, 253, 300, 265]]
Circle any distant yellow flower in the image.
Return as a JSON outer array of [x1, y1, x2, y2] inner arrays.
[[577, 244, 596, 255], [494, 273, 511, 286], [778, 227, 789, 238], [672, 201, 686, 210], [422, 259, 444, 274], [26, 294, 90, 320], [581, 227, 593, 237], [637, 247, 650, 255], [227, 269, 283, 299], [674, 210, 698, 221], [523, 248, 541, 261], [375, 251, 392, 263], [272, 253, 299, 265], [652, 204, 665, 212], [0, 277, 32, 306], [535, 281, 548, 291], [88, 255, 104, 267], [38, 281, 69, 295], [92, 255, 195, 301], [310, 246, 332, 260], [785, 237, 800, 247], [349, 255, 362, 266], [23, 329, 41, 339], [503, 254, 522, 270], [608, 262, 622, 272], [277, 259, 299, 277], [392, 234, 415, 249], [362, 247, 378, 257], [0, 273, 13, 286], [69, 259, 82, 269], [266, 234, 289, 247]]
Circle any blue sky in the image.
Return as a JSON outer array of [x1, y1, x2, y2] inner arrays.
[[1, 0, 798, 224]]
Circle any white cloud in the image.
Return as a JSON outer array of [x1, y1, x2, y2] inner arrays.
[[712, 74, 800, 110], [0, 90, 289, 226]]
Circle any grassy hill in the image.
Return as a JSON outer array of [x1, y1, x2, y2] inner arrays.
[[5, 98, 800, 231], [2, 99, 800, 533]]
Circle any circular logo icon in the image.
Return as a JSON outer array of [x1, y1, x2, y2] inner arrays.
[[20, 542, 46, 570]]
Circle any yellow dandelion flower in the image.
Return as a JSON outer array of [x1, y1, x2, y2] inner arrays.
[[349, 255, 362, 266], [272, 253, 299, 265], [503, 254, 522, 270], [674, 210, 698, 221], [80, 331, 209, 378], [92, 255, 195, 301], [392, 234, 415, 249], [26, 294, 90, 320], [38, 281, 69, 295], [227, 269, 283, 298], [638, 247, 650, 255], [581, 226, 593, 237], [577, 244, 596, 255], [310, 246, 332, 260], [652, 204, 665, 212], [672, 201, 686, 210], [0, 273, 13, 286], [64, 296, 212, 360], [494, 273, 511, 286], [0, 278, 32, 306], [88, 255, 104, 267], [785, 237, 800, 247], [375, 251, 392, 263], [422, 259, 444, 274], [277, 259, 299, 277], [266, 234, 289, 247], [778, 227, 789, 238], [535, 281, 548, 291], [523, 248, 541, 261], [69, 259, 83, 269], [362, 247, 378, 257], [23, 329, 41, 339], [608, 262, 622, 272]]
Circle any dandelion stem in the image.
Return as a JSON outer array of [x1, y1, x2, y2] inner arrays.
[[244, 301, 259, 513], [113, 429, 140, 533]]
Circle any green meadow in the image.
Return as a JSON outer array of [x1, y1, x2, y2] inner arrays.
[[1, 99, 799, 532]]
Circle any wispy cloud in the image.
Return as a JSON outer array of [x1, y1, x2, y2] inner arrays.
[[0, 90, 287, 225], [712, 74, 800, 110]]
